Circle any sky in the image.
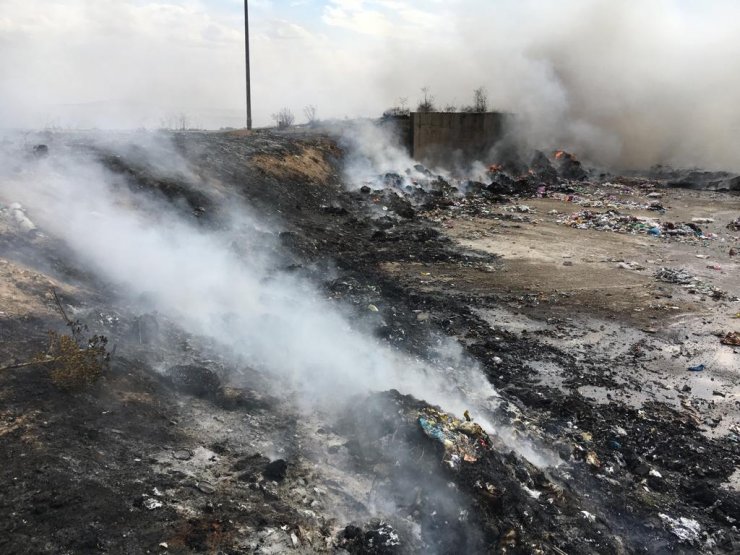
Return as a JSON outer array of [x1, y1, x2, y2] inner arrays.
[[1, 1, 740, 169]]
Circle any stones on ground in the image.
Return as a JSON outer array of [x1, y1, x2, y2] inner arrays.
[[172, 449, 193, 461], [196, 481, 216, 495]]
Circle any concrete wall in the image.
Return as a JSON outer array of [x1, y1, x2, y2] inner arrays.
[[410, 112, 506, 167]]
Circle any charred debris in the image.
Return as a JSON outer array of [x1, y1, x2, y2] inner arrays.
[[0, 128, 738, 554]]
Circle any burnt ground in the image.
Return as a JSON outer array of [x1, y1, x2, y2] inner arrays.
[[0, 129, 738, 554]]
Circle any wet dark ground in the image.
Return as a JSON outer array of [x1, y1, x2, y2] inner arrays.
[[0, 129, 738, 554]]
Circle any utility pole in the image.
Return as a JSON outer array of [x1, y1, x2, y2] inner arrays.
[[244, 0, 252, 129]]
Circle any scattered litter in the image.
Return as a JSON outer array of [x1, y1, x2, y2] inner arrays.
[[559, 210, 716, 241], [687, 364, 705, 372], [706, 264, 722, 271], [659, 513, 701, 543], [695, 254, 709, 259], [418, 408, 491, 468], [727, 217, 740, 231], [143, 497, 163, 510], [654, 268, 727, 298], [159, 542, 169, 549], [367, 304, 379, 312], [580, 511, 596, 522], [720, 332, 740, 346], [691, 217, 715, 224]]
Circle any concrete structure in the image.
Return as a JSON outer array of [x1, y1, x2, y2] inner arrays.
[[381, 112, 508, 167], [411, 111, 507, 166], [379, 111, 509, 167]]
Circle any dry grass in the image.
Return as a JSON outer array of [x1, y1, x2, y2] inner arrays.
[[252, 145, 335, 186]]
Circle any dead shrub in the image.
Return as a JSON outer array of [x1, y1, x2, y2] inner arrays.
[[36, 331, 109, 390], [272, 108, 295, 129]]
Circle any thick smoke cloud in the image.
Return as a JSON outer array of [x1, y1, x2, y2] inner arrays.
[[0, 134, 501, 430], [2, 1, 739, 170]]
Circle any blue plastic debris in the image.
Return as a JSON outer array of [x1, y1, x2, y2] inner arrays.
[[608, 440, 622, 450], [688, 364, 705, 372], [648, 227, 662, 237]]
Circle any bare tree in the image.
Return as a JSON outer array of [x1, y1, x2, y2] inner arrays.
[[416, 87, 436, 113], [473, 87, 488, 112], [176, 112, 190, 131], [444, 103, 458, 113], [303, 105, 318, 125], [272, 108, 295, 129], [382, 97, 410, 118]]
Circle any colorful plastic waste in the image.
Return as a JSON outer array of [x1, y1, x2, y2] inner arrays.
[[418, 408, 491, 468]]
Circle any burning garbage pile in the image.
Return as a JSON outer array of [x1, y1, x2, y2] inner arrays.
[[418, 407, 492, 468], [354, 148, 592, 206]]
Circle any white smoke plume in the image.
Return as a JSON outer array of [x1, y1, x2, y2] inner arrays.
[[0, 134, 502, 433], [2, 1, 739, 171]]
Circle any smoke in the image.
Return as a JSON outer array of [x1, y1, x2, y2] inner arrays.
[[0, 133, 504, 434], [373, 0, 740, 171], [3, 1, 739, 170]]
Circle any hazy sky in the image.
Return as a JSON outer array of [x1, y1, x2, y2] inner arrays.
[[2, 1, 739, 169]]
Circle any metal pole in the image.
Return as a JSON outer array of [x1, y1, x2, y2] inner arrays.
[[245, 0, 252, 129]]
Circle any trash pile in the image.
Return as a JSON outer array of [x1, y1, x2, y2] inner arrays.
[[558, 210, 717, 241], [545, 191, 664, 212], [728, 217, 740, 232], [418, 408, 492, 468], [558, 210, 662, 235], [654, 267, 727, 298]]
